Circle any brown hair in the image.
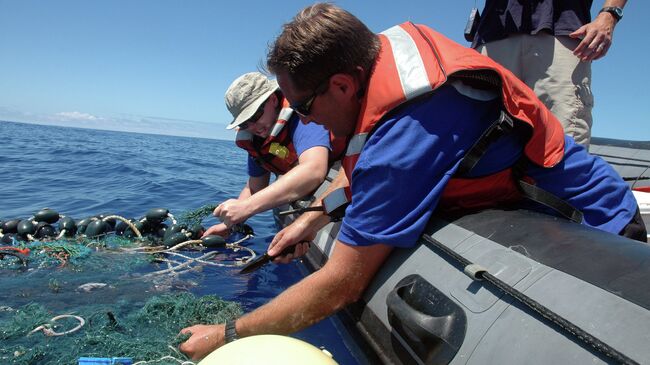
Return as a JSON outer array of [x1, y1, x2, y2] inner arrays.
[[267, 3, 380, 91]]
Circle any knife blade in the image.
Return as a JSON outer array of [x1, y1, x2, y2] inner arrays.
[[239, 241, 307, 274]]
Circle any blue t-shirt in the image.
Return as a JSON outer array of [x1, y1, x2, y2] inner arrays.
[[247, 114, 331, 177], [338, 82, 637, 248]]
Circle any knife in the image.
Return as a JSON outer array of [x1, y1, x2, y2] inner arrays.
[[239, 241, 308, 274]]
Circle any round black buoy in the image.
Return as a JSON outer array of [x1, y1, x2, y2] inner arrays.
[[1, 219, 20, 234], [34, 208, 60, 224], [59, 217, 77, 236], [201, 235, 226, 248], [98, 214, 117, 230], [232, 223, 255, 236], [163, 224, 186, 241], [76, 217, 98, 235], [145, 208, 169, 225], [85, 220, 110, 238], [188, 224, 205, 240], [17, 220, 36, 236], [123, 220, 146, 238], [115, 219, 134, 235], [163, 232, 189, 248], [34, 223, 57, 239]]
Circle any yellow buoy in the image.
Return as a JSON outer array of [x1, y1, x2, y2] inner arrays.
[[198, 335, 339, 365]]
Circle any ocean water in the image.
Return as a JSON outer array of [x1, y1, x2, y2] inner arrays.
[[0, 120, 362, 364]]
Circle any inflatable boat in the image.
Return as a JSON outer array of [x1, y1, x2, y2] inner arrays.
[[275, 137, 650, 365]]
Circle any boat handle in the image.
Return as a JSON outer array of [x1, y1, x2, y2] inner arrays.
[[386, 279, 458, 347]]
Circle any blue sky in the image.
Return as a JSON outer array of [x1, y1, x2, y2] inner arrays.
[[0, 1, 647, 141]]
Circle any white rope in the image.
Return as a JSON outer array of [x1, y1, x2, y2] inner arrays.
[[28, 314, 85, 337], [102, 215, 143, 239], [142, 251, 219, 277]]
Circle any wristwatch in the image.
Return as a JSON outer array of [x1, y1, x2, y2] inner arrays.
[[599, 6, 623, 22], [224, 320, 239, 343]]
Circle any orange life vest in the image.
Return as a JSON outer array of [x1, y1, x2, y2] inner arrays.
[[342, 22, 566, 211], [237, 98, 346, 175]]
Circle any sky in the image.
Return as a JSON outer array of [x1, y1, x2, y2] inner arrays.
[[0, 1, 648, 141]]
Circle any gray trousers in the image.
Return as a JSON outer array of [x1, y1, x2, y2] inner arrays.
[[476, 33, 593, 147]]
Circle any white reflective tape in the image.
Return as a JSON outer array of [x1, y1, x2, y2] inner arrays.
[[270, 122, 285, 137], [346, 133, 368, 156], [270, 109, 292, 137], [381, 26, 432, 100], [278, 107, 293, 121]]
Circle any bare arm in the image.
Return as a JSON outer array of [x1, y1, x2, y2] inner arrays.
[[203, 174, 271, 237], [570, 0, 627, 61], [245, 173, 271, 196], [179, 240, 394, 360], [268, 167, 349, 260], [215, 146, 329, 227], [245, 146, 329, 214]]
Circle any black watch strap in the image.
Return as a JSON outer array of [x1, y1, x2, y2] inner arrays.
[[224, 320, 239, 343], [600, 6, 623, 21]]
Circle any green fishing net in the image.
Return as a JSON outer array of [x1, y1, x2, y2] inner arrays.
[[176, 204, 217, 228], [0, 293, 242, 364], [0, 206, 250, 365]]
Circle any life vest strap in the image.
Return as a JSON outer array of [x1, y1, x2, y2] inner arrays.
[[456, 110, 514, 177], [513, 159, 584, 223], [456, 109, 583, 224]]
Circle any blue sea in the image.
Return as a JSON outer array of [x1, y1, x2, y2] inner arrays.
[[0, 120, 363, 364]]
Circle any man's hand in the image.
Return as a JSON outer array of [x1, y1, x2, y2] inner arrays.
[[214, 199, 253, 227], [269, 220, 314, 263], [570, 11, 618, 61], [202, 223, 230, 238], [178, 324, 225, 361]]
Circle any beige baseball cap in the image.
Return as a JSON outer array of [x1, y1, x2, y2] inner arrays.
[[225, 72, 279, 130]]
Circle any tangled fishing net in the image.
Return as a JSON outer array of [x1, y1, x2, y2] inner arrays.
[[0, 205, 254, 364], [1, 293, 242, 365]]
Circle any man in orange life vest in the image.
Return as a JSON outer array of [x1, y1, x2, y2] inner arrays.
[[203, 72, 342, 237], [180, 4, 645, 359]]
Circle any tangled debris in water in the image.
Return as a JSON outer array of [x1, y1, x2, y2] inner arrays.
[[0, 293, 242, 365], [0, 206, 256, 270], [0, 206, 254, 364]]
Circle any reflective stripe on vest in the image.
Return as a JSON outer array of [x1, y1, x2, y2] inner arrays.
[[341, 22, 566, 209], [269, 107, 294, 137]]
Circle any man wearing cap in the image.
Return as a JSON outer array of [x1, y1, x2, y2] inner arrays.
[[203, 72, 340, 237]]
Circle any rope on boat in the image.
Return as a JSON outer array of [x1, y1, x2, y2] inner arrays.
[[421, 233, 640, 365]]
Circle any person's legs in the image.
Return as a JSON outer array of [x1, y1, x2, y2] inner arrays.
[[476, 35, 524, 79], [524, 33, 593, 147]]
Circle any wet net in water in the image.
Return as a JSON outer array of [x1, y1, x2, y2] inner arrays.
[[0, 206, 254, 365]]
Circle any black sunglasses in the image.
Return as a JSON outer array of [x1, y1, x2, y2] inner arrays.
[[290, 76, 330, 117], [238, 99, 268, 130]]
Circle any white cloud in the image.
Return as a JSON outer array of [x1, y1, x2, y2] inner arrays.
[[54, 111, 102, 121], [0, 106, 232, 141]]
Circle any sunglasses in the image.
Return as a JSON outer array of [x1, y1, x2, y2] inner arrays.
[[290, 76, 330, 117], [238, 100, 267, 130]]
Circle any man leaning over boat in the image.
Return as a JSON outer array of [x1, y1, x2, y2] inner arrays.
[[179, 3, 646, 360]]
